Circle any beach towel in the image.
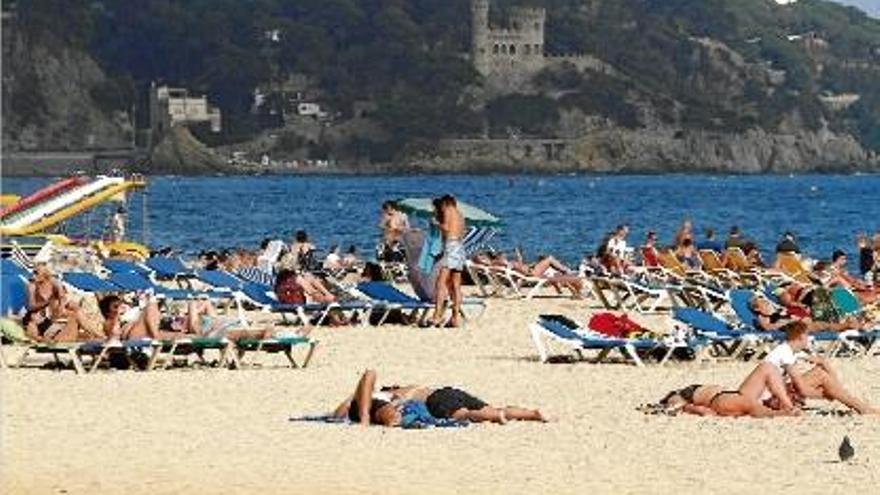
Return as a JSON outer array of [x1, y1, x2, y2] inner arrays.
[[418, 224, 443, 275], [399, 400, 469, 429], [289, 401, 468, 429], [257, 240, 285, 272], [588, 312, 648, 338], [0, 318, 28, 343]]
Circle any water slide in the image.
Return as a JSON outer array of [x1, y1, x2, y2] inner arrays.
[[0, 177, 85, 218], [0, 176, 145, 236]]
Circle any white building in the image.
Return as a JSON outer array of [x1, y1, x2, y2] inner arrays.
[[150, 84, 222, 140]]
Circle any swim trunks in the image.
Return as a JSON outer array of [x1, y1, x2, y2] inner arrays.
[[442, 240, 465, 272], [348, 398, 391, 423], [425, 387, 488, 419]]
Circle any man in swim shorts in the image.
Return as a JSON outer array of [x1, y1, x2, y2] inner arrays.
[[431, 195, 466, 327]]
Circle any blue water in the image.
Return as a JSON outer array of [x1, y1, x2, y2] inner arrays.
[[2, 174, 879, 264]]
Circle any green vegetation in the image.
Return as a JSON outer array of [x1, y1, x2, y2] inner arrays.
[[6, 0, 880, 157]]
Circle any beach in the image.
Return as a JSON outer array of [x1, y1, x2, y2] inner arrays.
[[3, 294, 879, 495]]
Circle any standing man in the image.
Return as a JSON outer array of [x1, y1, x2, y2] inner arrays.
[[431, 195, 465, 328]]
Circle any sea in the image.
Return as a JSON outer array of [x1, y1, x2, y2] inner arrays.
[[3, 174, 879, 265]]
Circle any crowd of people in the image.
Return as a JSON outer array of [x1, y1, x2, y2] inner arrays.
[[8, 196, 880, 425]]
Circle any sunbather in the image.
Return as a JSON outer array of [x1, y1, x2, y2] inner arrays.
[[333, 369, 546, 427], [101, 296, 276, 342], [673, 219, 694, 249], [762, 321, 879, 415], [24, 264, 99, 342], [749, 295, 865, 333], [827, 249, 878, 304], [658, 362, 800, 418], [674, 238, 701, 269], [99, 295, 181, 342]]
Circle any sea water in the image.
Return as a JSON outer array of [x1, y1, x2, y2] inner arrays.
[[3, 174, 878, 264]]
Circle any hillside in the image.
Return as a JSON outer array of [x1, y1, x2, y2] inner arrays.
[[2, 0, 879, 173]]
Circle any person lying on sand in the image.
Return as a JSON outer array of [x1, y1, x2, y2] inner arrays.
[[657, 362, 801, 418], [333, 369, 546, 427], [761, 321, 880, 415]]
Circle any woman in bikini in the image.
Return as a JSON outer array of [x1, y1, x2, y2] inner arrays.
[[24, 264, 98, 342], [750, 294, 868, 333], [658, 362, 801, 418]]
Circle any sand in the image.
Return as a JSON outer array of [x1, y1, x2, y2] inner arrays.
[[2, 294, 880, 495]]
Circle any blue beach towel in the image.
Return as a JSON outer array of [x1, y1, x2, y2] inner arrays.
[[399, 400, 469, 429], [289, 401, 468, 429], [417, 224, 443, 275]]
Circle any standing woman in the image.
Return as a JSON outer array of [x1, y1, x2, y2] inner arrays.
[[430, 195, 466, 328]]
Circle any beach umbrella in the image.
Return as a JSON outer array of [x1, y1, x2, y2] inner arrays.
[[396, 198, 501, 227]]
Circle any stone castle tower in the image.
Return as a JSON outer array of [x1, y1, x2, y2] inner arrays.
[[471, 0, 547, 89]]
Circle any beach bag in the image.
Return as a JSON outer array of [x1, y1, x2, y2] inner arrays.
[[274, 271, 306, 305], [588, 312, 645, 338], [810, 287, 840, 323]]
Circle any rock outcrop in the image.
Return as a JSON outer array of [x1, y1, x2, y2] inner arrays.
[[403, 126, 876, 174], [148, 126, 233, 175]]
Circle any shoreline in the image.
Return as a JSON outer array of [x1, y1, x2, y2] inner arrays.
[[3, 168, 880, 179]]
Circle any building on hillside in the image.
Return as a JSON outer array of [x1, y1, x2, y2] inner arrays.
[[149, 84, 221, 142], [470, 0, 605, 93]]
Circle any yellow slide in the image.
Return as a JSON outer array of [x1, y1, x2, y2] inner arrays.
[[0, 179, 145, 236]]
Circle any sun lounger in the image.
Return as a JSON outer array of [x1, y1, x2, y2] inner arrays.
[[103, 259, 152, 276], [76, 338, 162, 373], [238, 280, 371, 326], [106, 271, 217, 301], [355, 282, 433, 325], [234, 334, 318, 368], [672, 307, 771, 360], [774, 252, 813, 283], [156, 337, 240, 369], [145, 256, 195, 280], [728, 289, 858, 356], [528, 314, 681, 366], [62, 272, 124, 293]]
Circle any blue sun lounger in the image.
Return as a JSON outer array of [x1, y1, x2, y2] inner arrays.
[[672, 307, 774, 360], [528, 314, 676, 366], [237, 280, 371, 326], [728, 289, 862, 356], [103, 259, 152, 276], [355, 282, 434, 325]]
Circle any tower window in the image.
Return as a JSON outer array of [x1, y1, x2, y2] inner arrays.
[[493, 44, 499, 54], [534, 22, 540, 31], [510, 44, 516, 55], [524, 45, 531, 55], [513, 21, 520, 30], [534, 44, 540, 54]]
